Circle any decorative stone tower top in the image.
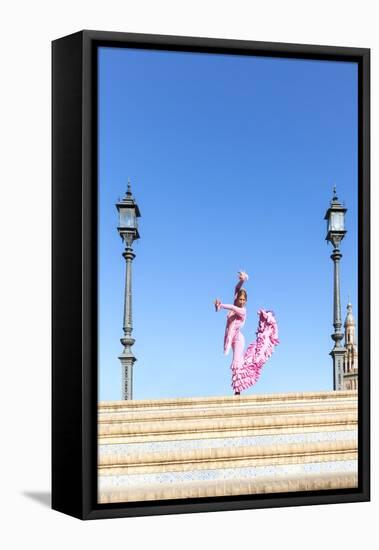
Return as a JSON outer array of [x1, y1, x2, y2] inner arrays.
[[342, 301, 358, 391], [344, 302, 357, 346]]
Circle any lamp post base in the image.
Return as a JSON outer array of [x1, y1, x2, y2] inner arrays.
[[119, 354, 136, 400], [330, 348, 346, 391]]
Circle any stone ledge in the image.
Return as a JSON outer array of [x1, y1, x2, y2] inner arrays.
[[100, 452, 357, 476], [99, 440, 357, 475], [98, 401, 357, 424], [99, 423, 357, 445], [99, 412, 357, 438], [99, 438, 357, 467], [99, 390, 358, 411], [98, 471, 358, 503]]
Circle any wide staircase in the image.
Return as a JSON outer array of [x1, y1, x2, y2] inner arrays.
[[98, 390, 358, 503]]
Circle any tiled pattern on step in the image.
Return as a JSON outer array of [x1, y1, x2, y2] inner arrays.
[[99, 430, 357, 457], [99, 459, 358, 489]]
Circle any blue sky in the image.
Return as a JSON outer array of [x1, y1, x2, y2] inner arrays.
[[98, 47, 358, 401]]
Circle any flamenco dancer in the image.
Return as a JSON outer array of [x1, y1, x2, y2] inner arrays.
[[214, 271, 279, 395]]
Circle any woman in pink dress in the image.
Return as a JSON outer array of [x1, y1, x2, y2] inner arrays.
[[215, 272, 279, 395]]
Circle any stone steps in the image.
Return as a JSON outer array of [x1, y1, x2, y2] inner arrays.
[[98, 390, 358, 503]]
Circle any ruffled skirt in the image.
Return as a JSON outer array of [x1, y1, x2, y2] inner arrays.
[[231, 358, 263, 392], [230, 309, 279, 393], [230, 331, 259, 393]]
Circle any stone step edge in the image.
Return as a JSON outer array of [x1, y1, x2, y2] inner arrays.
[[98, 471, 358, 503], [99, 412, 358, 437], [99, 438, 357, 467], [99, 423, 357, 445], [99, 390, 358, 411], [98, 403, 357, 424], [98, 441, 358, 476], [99, 451, 357, 476]]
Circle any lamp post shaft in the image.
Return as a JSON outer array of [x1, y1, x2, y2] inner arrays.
[[119, 245, 136, 401], [330, 247, 345, 391], [123, 246, 135, 336], [332, 248, 343, 336]]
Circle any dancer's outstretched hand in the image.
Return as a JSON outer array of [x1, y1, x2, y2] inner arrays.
[[238, 271, 249, 282], [214, 299, 221, 312]]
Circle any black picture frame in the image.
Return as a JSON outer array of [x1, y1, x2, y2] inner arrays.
[[52, 30, 370, 520]]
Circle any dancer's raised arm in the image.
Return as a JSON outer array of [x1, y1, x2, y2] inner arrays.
[[214, 271, 249, 314], [234, 271, 249, 301]]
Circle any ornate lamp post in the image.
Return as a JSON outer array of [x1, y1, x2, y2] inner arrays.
[[324, 186, 347, 391], [116, 180, 141, 400]]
